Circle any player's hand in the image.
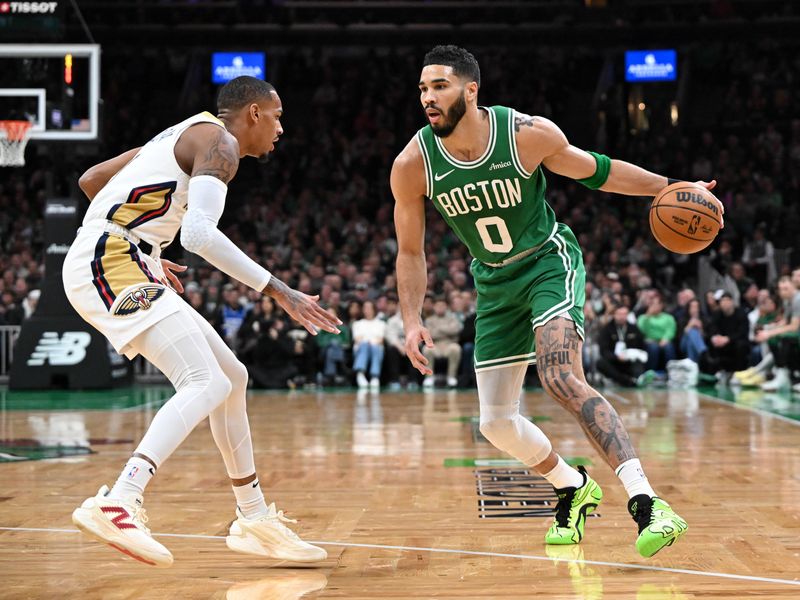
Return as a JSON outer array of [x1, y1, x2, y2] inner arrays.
[[160, 259, 187, 293], [405, 324, 434, 375], [268, 282, 341, 336], [695, 179, 724, 228]]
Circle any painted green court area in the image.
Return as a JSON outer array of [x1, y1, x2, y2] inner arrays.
[[450, 415, 552, 423], [0, 386, 173, 411], [444, 457, 592, 468], [698, 386, 800, 422]]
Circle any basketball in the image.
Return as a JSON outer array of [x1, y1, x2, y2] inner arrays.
[[649, 182, 722, 254]]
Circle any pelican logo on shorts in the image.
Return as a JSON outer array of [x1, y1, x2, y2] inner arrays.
[[27, 332, 91, 366], [114, 285, 164, 316]]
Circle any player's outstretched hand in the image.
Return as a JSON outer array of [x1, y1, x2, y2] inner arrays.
[[266, 278, 341, 336], [405, 325, 434, 375], [695, 179, 724, 228], [160, 259, 187, 293]]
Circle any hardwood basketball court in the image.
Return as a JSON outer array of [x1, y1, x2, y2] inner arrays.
[[1, 385, 799, 598]]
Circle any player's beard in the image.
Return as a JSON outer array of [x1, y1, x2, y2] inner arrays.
[[257, 153, 271, 164], [429, 92, 467, 138]]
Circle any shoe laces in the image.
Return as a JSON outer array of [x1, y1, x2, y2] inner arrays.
[[553, 489, 576, 528], [552, 466, 588, 528], [126, 503, 151, 534], [261, 504, 301, 541]]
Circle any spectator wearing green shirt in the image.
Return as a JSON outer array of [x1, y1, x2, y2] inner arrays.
[[637, 294, 677, 372], [316, 306, 351, 385]]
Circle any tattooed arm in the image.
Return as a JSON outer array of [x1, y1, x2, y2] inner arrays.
[[512, 112, 717, 197], [263, 276, 342, 336]]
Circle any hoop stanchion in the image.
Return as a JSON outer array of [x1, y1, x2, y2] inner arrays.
[[0, 120, 33, 167]]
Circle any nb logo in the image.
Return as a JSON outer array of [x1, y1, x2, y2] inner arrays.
[[27, 332, 91, 367]]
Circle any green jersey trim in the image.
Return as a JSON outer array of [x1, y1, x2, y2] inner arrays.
[[475, 350, 537, 367], [530, 233, 577, 329], [415, 130, 434, 199], [508, 109, 533, 179], [433, 107, 497, 169]]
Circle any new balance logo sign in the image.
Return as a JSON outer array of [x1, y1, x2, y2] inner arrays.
[[27, 332, 91, 366]]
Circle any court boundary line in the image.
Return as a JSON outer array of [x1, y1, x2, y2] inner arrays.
[[2, 526, 799, 587], [697, 391, 800, 427]]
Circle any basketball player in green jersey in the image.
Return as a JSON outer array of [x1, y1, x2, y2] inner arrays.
[[392, 46, 719, 557]]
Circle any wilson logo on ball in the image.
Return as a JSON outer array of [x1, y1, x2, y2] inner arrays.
[[675, 191, 719, 215]]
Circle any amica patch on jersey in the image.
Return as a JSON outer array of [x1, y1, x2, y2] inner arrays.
[[113, 284, 165, 316]]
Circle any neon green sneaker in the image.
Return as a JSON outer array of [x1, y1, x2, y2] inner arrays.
[[628, 494, 688, 557], [545, 466, 603, 545]]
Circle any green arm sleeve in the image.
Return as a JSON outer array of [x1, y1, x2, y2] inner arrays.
[[576, 152, 611, 190]]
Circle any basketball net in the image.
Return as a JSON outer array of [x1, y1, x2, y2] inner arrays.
[[0, 120, 33, 167]]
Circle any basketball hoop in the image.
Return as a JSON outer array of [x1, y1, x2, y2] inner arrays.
[[0, 120, 33, 167]]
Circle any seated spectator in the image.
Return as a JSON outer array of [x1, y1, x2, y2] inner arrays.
[[597, 305, 647, 387], [742, 225, 774, 288], [352, 300, 385, 390], [422, 297, 463, 388], [248, 319, 298, 389], [756, 277, 800, 392], [637, 293, 677, 372], [315, 305, 351, 385], [704, 291, 750, 376], [678, 298, 709, 364], [733, 290, 780, 387], [213, 283, 247, 351]]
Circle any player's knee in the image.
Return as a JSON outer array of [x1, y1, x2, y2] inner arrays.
[[208, 371, 233, 403], [479, 417, 517, 449], [227, 360, 249, 394], [479, 415, 551, 464]]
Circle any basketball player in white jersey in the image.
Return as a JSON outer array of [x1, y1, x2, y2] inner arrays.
[[63, 76, 340, 567]]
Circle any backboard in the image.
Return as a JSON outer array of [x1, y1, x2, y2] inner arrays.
[[0, 44, 99, 141]]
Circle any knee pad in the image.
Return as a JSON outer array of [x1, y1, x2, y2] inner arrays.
[[479, 416, 552, 466]]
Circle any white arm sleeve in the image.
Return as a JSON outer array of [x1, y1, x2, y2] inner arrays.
[[180, 175, 272, 291]]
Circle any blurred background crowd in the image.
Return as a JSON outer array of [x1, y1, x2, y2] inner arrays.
[[2, 23, 799, 391]]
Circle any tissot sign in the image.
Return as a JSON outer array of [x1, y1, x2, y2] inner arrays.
[[0, 2, 58, 13]]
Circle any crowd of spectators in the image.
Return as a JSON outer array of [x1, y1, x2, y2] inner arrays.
[[1, 39, 799, 391]]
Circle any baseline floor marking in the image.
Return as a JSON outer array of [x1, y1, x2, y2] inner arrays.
[[2, 526, 799, 587], [698, 391, 800, 427]]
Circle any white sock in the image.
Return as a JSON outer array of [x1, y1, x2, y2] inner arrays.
[[108, 457, 155, 501], [232, 479, 269, 519], [615, 458, 656, 499], [542, 456, 584, 489]]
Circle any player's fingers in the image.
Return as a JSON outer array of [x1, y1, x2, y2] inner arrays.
[[162, 259, 188, 272], [167, 272, 184, 294], [310, 303, 342, 330], [421, 328, 435, 348]]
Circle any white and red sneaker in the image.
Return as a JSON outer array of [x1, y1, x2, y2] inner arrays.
[[226, 503, 327, 562], [72, 485, 173, 567]]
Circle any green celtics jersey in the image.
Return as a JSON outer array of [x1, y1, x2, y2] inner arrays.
[[416, 105, 556, 265]]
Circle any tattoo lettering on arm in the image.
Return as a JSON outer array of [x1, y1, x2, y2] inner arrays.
[[193, 128, 239, 184]]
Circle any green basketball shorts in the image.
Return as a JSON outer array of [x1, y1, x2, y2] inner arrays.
[[471, 223, 586, 373]]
